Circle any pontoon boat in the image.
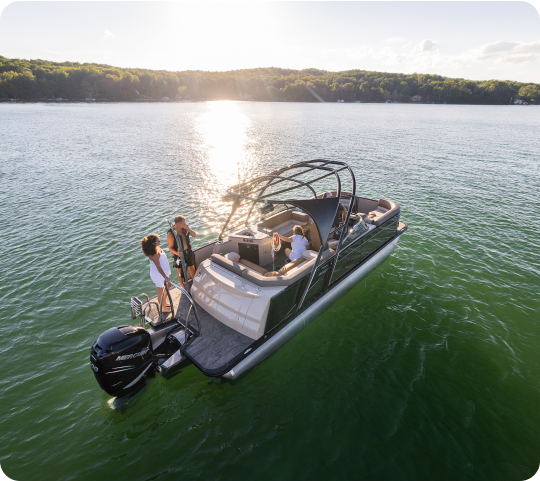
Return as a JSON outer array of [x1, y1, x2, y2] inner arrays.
[[90, 160, 408, 397]]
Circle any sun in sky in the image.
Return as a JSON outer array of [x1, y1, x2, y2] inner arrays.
[[0, 1, 539, 82]]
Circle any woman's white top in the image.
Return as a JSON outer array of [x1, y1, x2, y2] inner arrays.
[[150, 249, 171, 281], [289, 235, 309, 261]]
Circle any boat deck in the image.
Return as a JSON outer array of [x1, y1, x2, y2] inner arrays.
[[261, 248, 291, 272], [146, 287, 253, 373]]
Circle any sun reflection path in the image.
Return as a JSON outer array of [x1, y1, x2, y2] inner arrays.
[[197, 101, 251, 187], [193, 101, 258, 237]]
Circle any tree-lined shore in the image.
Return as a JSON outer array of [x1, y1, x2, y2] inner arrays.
[[1, 56, 539, 104]]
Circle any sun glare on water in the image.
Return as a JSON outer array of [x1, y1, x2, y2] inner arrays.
[[196, 101, 251, 188], [193, 101, 254, 232]]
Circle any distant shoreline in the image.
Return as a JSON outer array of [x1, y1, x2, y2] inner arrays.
[[1, 56, 539, 105], [1, 98, 536, 106]]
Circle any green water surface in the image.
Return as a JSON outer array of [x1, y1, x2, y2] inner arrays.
[[0, 102, 539, 481]]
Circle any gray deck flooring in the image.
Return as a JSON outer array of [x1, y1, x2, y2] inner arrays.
[[146, 286, 253, 372], [262, 249, 290, 272]]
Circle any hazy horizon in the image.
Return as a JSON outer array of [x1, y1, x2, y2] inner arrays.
[[1, 1, 540, 84]]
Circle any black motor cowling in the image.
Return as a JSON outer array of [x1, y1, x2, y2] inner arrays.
[[90, 325, 153, 397]]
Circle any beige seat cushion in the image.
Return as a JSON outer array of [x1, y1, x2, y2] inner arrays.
[[373, 199, 400, 227], [242, 249, 335, 287], [279, 257, 305, 274], [210, 254, 247, 276], [271, 220, 299, 237], [327, 239, 339, 250], [224, 252, 240, 262], [302, 250, 318, 261], [238, 258, 268, 275], [257, 209, 310, 235]]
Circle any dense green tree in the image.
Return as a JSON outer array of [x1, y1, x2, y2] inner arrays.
[[518, 84, 540, 104], [0, 55, 538, 104]]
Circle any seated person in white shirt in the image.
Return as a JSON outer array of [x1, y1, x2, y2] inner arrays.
[[264, 225, 309, 277], [282, 225, 309, 261]]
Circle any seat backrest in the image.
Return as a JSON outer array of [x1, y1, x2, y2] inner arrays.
[[357, 197, 378, 215], [238, 258, 268, 275], [378, 198, 392, 210], [373, 199, 400, 227], [241, 249, 335, 287], [242, 258, 315, 286], [210, 254, 247, 276], [278, 257, 305, 274], [306, 224, 322, 251], [291, 211, 309, 224], [260, 210, 293, 228]]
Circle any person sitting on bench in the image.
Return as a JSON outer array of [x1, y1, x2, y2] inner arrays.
[[265, 226, 308, 277], [282, 225, 309, 261]]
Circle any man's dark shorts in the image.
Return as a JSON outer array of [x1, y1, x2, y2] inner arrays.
[[173, 249, 196, 277]]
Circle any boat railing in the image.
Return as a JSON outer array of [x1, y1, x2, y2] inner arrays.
[[142, 303, 160, 327], [131, 293, 161, 327], [134, 282, 201, 340], [297, 246, 325, 309], [166, 281, 202, 341]]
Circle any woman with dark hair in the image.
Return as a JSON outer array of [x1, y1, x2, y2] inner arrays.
[[141, 234, 172, 313]]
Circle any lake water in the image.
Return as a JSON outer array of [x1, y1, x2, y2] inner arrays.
[[0, 102, 539, 481]]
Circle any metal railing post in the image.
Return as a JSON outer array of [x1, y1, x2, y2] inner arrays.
[[169, 280, 202, 339]]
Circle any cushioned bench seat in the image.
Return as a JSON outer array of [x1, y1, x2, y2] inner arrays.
[[239, 249, 335, 287], [364, 199, 400, 226], [209, 249, 335, 287], [209, 254, 304, 277], [210, 253, 248, 276], [257, 210, 310, 236], [238, 258, 267, 275]]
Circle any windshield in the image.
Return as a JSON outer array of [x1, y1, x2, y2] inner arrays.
[[342, 218, 369, 248]]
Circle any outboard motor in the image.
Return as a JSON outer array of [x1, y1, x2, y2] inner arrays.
[[90, 325, 153, 397]]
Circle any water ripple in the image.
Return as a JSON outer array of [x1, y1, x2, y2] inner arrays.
[[1, 103, 539, 481]]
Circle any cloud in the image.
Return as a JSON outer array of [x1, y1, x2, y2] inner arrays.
[[371, 47, 394, 60], [481, 41, 519, 55], [322, 42, 446, 70], [473, 40, 540, 64], [319, 39, 540, 78], [321, 46, 373, 61], [102, 30, 116, 40], [412, 39, 438, 55]]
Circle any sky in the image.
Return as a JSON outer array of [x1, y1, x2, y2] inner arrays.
[[0, 1, 539, 83]]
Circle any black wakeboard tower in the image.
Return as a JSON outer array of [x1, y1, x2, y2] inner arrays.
[[219, 159, 356, 256], [218, 160, 357, 309]]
